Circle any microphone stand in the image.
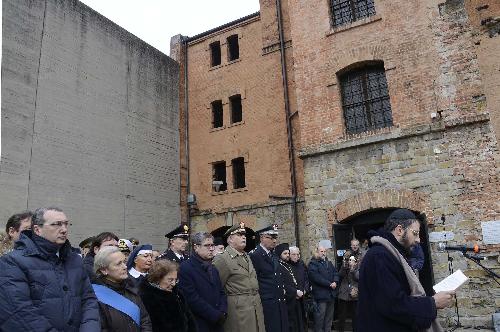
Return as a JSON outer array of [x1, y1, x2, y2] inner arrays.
[[462, 252, 500, 286], [441, 215, 461, 331]]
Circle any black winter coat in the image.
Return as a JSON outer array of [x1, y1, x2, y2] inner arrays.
[[308, 257, 339, 302], [249, 245, 289, 332], [178, 254, 228, 332], [279, 260, 305, 332], [356, 230, 437, 332], [94, 277, 152, 332], [289, 259, 310, 293], [83, 252, 96, 282], [0, 231, 100, 331], [139, 282, 197, 332]]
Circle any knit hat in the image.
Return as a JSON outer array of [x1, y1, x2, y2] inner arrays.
[[275, 243, 289, 257], [386, 209, 418, 222]]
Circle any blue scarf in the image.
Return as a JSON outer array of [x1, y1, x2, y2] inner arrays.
[[92, 284, 140, 326]]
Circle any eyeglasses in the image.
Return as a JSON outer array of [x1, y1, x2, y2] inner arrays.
[[165, 278, 178, 285], [44, 220, 71, 228], [410, 229, 420, 237], [196, 243, 215, 248]]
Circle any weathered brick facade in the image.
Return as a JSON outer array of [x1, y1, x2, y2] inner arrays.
[[172, 1, 304, 247], [175, 0, 499, 328]]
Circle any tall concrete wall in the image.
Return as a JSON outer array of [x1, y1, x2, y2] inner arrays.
[[1, 0, 180, 249]]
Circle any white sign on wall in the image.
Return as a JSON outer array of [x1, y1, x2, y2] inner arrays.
[[481, 221, 500, 245], [428, 231, 455, 243]]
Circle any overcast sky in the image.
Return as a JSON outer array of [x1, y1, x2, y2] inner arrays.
[[79, 0, 260, 55]]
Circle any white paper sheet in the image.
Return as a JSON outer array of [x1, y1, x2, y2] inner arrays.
[[433, 270, 469, 293]]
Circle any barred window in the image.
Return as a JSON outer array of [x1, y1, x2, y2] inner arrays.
[[339, 64, 393, 134], [330, 0, 376, 27]]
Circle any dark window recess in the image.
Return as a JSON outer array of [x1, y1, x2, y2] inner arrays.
[[232, 157, 246, 189], [339, 64, 393, 134], [229, 94, 242, 123], [330, 0, 376, 27], [211, 100, 223, 128], [212, 161, 227, 192], [210, 41, 221, 67], [227, 34, 239, 61]]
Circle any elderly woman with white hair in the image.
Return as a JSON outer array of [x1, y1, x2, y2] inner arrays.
[[93, 246, 152, 332]]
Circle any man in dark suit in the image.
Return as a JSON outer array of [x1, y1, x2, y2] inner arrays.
[[178, 232, 228, 332], [157, 224, 190, 263], [249, 224, 289, 332]]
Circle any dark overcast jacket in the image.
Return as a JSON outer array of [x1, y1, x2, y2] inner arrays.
[[0, 231, 99, 331], [356, 230, 437, 332]]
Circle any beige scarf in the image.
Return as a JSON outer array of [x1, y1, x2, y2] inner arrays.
[[371, 236, 444, 332]]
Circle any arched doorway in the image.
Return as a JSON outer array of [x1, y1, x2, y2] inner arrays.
[[211, 226, 256, 252], [333, 208, 435, 296]]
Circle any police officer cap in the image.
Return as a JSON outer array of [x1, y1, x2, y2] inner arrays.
[[224, 222, 247, 237], [256, 224, 279, 236], [78, 236, 93, 249], [165, 224, 190, 238], [118, 238, 133, 253]]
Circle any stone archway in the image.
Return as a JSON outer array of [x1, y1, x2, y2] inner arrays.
[[329, 189, 435, 295], [328, 188, 431, 224]]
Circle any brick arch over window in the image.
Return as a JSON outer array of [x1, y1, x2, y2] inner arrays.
[[327, 189, 432, 224]]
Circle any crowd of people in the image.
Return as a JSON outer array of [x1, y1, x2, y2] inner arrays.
[[0, 206, 455, 331]]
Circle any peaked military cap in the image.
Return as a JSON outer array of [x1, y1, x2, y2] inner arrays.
[[224, 222, 247, 237], [78, 236, 93, 249], [165, 224, 190, 238], [256, 224, 279, 235]]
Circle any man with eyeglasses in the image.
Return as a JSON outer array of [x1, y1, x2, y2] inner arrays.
[[249, 224, 289, 332], [213, 222, 265, 332], [178, 232, 228, 332], [0, 206, 99, 331], [157, 224, 190, 263], [357, 208, 455, 332]]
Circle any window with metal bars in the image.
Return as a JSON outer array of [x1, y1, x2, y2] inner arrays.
[[339, 64, 393, 134], [330, 0, 376, 27]]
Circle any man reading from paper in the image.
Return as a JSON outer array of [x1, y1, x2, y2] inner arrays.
[[357, 209, 455, 332]]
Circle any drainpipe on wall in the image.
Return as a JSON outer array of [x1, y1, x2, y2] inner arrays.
[[276, 0, 300, 248], [183, 37, 191, 234]]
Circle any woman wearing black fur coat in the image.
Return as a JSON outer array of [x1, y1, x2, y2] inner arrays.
[[139, 260, 197, 332]]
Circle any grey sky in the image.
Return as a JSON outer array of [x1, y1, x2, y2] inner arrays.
[[79, 0, 260, 55]]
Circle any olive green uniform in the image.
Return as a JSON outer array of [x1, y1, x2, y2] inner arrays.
[[213, 245, 265, 332]]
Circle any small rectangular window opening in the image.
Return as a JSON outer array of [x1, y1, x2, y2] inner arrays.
[[229, 94, 242, 124], [232, 157, 246, 189], [210, 41, 221, 67], [227, 35, 239, 61], [211, 100, 223, 128], [212, 161, 227, 192]]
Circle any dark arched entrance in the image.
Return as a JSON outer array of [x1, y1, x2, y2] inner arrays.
[[211, 226, 256, 253], [333, 208, 434, 296]]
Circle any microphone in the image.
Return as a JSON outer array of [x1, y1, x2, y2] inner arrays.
[[437, 243, 480, 253]]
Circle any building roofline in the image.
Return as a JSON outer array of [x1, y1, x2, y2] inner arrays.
[[185, 11, 260, 43]]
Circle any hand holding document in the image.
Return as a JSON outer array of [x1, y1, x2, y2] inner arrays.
[[433, 270, 469, 293]]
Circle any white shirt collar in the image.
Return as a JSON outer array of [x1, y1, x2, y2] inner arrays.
[[129, 267, 147, 278], [260, 244, 270, 255]]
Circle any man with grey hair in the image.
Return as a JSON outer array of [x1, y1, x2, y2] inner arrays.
[[0, 206, 100, 331], [179, 232, 228, 331], [308, 242, 339, 332]]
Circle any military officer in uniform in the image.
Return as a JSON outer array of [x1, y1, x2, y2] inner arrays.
[[213, 222, 265, 332], [249, 224, 289, 332], [157, 224, 190, 263]]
